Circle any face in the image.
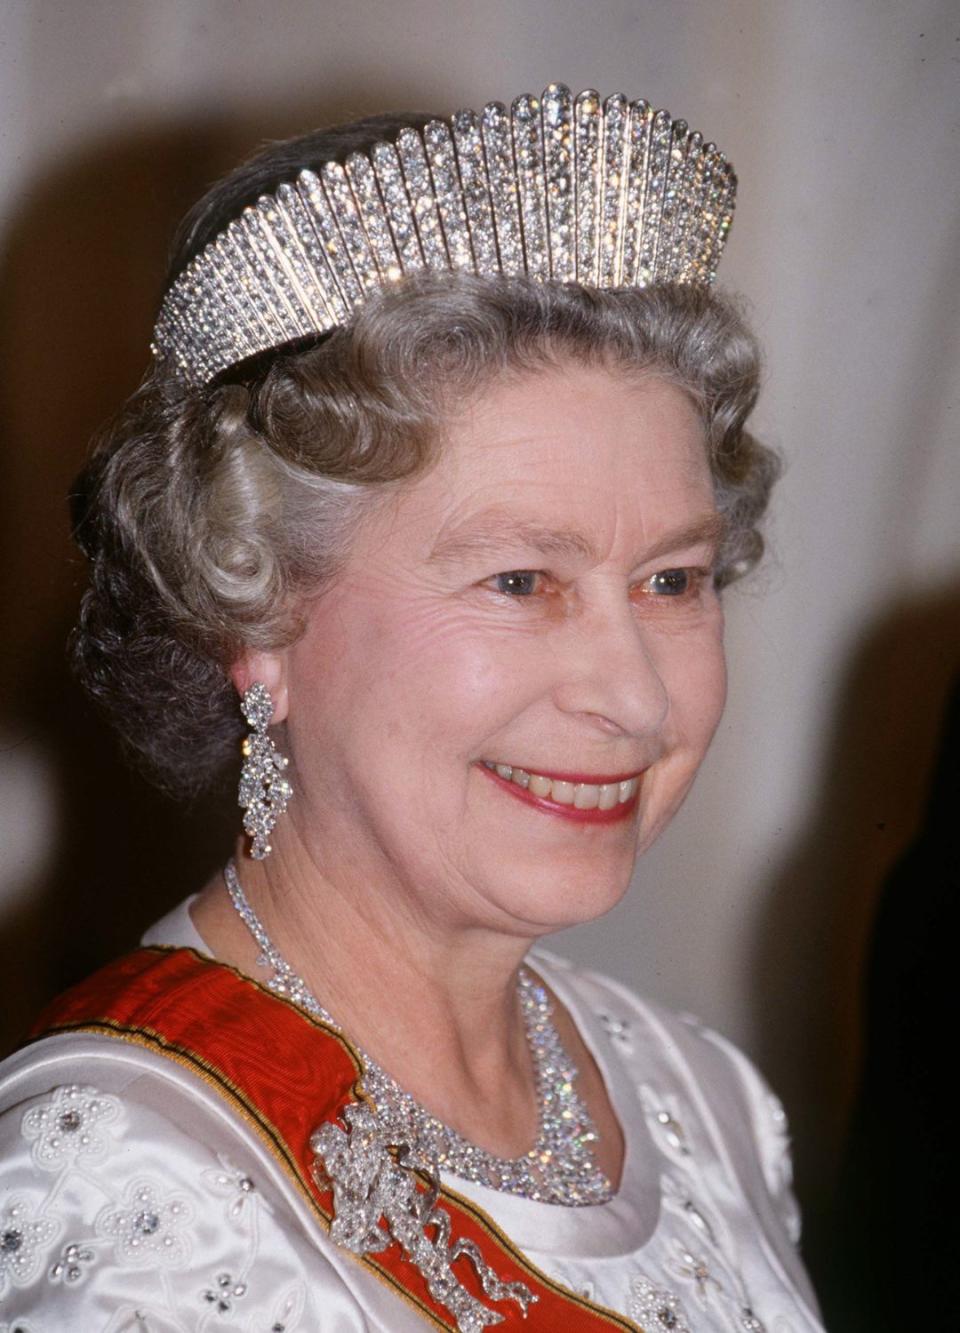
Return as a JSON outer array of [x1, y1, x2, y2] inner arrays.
[[270, 361, 727, 939]]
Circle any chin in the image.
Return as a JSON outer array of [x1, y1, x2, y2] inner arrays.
[[490, 855, 637, 934]]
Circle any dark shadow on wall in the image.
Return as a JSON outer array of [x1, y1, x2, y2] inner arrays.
[[824, 669, 958, 1329], [0, 85, 435, 1053], [749, 580, 960, 1321], [0, 116, 249, 1053]]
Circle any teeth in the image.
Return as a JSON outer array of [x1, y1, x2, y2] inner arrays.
[[598, 783, 620, 811], [483, 761, 640, 807]]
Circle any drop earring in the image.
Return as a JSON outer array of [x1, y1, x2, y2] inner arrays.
[[238, 682, 292, 860]]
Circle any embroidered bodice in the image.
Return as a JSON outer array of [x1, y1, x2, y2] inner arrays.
[[0, 900, 824, 1331]]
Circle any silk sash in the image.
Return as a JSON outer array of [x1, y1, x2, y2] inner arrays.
[[29, 947, 640, 1331]]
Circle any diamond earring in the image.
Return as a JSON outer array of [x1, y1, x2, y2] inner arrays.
[[238, 683, 292, 860]]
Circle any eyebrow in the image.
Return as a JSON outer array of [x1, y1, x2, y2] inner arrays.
[[639, 511, 728, 563], [428, 513, 596, 565], [427, 508, 727, 567]]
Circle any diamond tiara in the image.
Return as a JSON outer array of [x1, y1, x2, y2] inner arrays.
[[151, 83, 737, 387]]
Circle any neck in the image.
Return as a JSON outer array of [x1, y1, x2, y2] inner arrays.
[[193, 825, 540, 1155]]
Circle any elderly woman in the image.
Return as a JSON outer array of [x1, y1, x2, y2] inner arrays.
[[0, 87, 823, 1330]]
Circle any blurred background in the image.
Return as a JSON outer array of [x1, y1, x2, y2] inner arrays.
[[1, 1, 957, 1323]]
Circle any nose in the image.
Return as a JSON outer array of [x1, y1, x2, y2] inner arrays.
[[550, 596, 670, 739]]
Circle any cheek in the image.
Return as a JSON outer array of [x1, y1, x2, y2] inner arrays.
[[660, 622, 728, 747], [294, 589, 546, 763], [382, 616, 549, 756], [697, 646, 728, 741]]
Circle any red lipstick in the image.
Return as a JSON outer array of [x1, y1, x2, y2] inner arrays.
[[478, 764, 642, 824]]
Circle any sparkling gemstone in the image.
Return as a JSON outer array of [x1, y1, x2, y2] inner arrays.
[[58, 1110, 82, 1132], [155, 86, 735, 386], [1, 1228, 23, 1253], [226, 861, 611, 1206], [133, 1210, 160, 1235]]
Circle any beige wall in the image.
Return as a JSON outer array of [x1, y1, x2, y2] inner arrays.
[[2, 0, 958, 1229]]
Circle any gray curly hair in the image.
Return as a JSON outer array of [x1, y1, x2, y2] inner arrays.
[[70, 124, 778, 801]]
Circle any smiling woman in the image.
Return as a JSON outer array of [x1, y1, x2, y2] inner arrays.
[[230, 367, 726, 950], [0, 87, 823, 1331]]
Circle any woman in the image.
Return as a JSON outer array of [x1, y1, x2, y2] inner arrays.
[[0, 86, 823, 1330]]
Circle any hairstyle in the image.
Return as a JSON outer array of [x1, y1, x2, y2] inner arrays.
[[70, 119, 779, 801]]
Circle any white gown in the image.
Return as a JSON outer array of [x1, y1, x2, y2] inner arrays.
[[0, 900, 824, 1331]]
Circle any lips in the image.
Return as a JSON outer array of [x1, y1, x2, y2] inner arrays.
[[479, 760, 643, 822]]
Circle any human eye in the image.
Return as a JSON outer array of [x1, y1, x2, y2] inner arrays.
[[635, 567, 711, 602], [490, 570, 542, 597], [648, 568, 696, 597]]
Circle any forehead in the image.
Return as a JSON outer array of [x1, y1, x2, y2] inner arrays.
[[438, 358, 703, 459], [396, 361, 715, 549], [362, 362, 714, 565]]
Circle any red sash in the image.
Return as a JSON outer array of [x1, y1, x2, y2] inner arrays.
[[29, 947, 640, 1331]]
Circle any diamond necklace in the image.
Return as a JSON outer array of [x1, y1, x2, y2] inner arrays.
[[223, 861, 613, 1205]]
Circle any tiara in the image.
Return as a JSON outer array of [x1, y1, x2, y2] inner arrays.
[[152, 83, 737, 386]]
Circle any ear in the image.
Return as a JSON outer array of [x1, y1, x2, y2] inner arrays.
[[230, 650, 290, 724]]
